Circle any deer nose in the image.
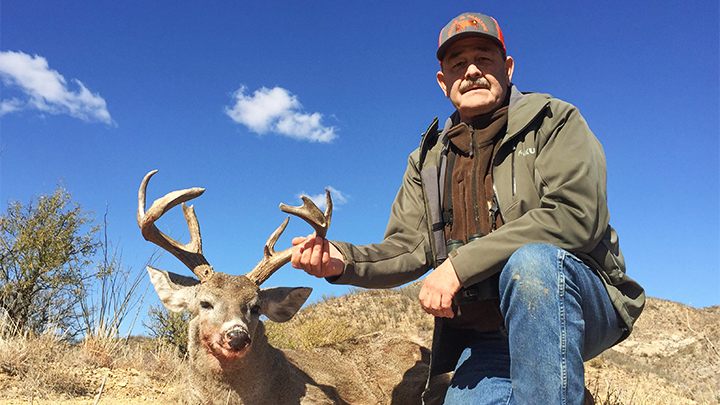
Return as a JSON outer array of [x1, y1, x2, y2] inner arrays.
[[225, 328, 251, 350]]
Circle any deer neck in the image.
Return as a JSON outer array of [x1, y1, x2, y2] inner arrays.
[[190, 322, 294, 401]]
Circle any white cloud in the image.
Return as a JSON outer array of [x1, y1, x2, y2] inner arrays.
[[302, 186, 349, 211], [0, 98, 22, 115], [0, 51, 114, 125], [225, 86, 337, 143]]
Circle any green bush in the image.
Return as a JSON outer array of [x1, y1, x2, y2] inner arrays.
[[144, 305, 193, 356]]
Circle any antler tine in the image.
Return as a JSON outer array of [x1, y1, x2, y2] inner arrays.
[[245, 216, 290, 285], [246, 189, 333, 286], [279, 188, 333, 238], [137, 170, 215, 282]]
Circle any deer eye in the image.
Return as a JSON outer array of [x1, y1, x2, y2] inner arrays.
[[199, 301, 213, 310], [250, 305, 261, 315]]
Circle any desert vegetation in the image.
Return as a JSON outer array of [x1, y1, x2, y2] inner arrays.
[[1, 291, 719, 404], [0, 185, 146, 342], [0, 185, 718, 404]]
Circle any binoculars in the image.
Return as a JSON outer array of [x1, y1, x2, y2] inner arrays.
[[446, 233, 484, 254], [444, 233, 500, 302]]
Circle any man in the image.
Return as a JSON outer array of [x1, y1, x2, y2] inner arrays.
[[292, 12, 644, 404]]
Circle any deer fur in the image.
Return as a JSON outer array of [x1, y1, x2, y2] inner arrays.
[[149, 267, 446, 404], [140, 171, 439, 404], [149, 268, 346, 404]]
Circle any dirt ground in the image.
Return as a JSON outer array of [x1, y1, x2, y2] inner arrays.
[[0, 296, 717, 404]]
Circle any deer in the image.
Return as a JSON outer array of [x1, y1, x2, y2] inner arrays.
[[137, 170, 442, 405]]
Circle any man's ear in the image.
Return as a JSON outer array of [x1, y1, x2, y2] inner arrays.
[[147, 266, 200, 313], [258, 287, 312, 323], [436, 70, 450, 98], [505, 56, 515, 83]]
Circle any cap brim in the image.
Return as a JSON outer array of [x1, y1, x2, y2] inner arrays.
[[436, 31, 506, 61]]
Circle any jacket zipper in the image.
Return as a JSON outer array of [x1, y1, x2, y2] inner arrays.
[[511, 145, 516, 196], [469, 124, 482, 235], [492, 101, 549, 215], [492, 183, 505, 228]]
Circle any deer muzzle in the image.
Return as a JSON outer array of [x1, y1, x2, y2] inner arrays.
[[224, 327, 251, 351]]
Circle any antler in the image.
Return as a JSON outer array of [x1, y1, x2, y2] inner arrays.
[[245, 189, 332, 286], [137, 170, 215, 282]]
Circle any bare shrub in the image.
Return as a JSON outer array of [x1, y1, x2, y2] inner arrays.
[[76, 208, 149, 356], [144, 304, 193, 356]]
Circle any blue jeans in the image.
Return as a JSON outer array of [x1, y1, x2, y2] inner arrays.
[[444, 243, 623, 405]]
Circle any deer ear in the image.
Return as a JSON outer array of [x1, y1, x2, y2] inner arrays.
[[147, 266, 200, 313], [258, 287, 312, 323]]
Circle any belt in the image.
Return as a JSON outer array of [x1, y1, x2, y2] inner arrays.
[[453, 273, 500, 305]]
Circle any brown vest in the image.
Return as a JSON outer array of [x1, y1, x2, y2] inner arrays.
[[443, 106, 508, 332], [444, 106, 508, 242]]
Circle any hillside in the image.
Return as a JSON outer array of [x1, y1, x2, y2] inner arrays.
[[586, 297, 720, 404], [0, 289, 717, 404], [271, 289, 720, 404]]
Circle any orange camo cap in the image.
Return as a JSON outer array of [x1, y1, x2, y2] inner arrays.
[[437, 12, 506, 60]]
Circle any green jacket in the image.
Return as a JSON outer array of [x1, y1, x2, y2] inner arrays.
[[331, 85, 645, 340]]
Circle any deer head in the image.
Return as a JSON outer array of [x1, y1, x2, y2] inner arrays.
[[138, 170, 332, 371]]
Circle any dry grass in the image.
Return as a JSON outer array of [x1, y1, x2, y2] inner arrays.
[[0, 293, 717, 404], [0, 318, 185, 403], [0, 329, 88, 398], [266, 287, 434, 350]]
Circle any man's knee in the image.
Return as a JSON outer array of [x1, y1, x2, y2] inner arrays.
[[499, 243, 560, 302], [501, 243, 558, 279]]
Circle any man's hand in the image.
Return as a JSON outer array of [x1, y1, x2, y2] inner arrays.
[[291, 235, 345, 278], [419, 259, 462, 318]]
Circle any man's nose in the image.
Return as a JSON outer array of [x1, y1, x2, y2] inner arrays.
[[465, 63, 482, 78]]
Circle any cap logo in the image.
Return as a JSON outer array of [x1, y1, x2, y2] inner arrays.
[[447, 14, 488, 39], [437, 12, 505, 60]]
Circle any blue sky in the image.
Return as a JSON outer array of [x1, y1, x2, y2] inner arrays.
[[1, 1, 718, 335]]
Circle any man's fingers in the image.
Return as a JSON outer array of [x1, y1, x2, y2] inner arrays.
[[322, 238, 331, 267], [437, 300, 455, 318], [424, 299, 454, 318], [419, 281, 455, 318], [301, 244, 316, 275], [292, 235, 331, 277], [430, 291, 443, 311], [291, 246, 302, 268], [311, 236, 324, 268], [441, 292, 453, 311], [291, 235, 310, 269], [292, 235, 344, 279], [291, 236, 307, 246], [296, 237, 312, 274]]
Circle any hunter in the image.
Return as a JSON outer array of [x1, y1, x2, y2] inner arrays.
[[292, 12, 644, 404]]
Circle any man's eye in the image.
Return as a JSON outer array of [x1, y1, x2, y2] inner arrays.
[[199, 301, 213, 309]]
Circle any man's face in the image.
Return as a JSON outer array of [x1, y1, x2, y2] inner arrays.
[[436, 37, 514, 122]]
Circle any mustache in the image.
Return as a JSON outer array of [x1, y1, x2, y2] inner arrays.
[[459, 77, 490, 93]]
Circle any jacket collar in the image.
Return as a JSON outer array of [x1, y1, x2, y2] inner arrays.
[[506, 85, 551, 136], [442, 84, 551, 148]]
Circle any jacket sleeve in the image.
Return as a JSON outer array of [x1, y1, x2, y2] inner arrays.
[[328, 149, 435, 288], [450, 100, 611, 287]]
